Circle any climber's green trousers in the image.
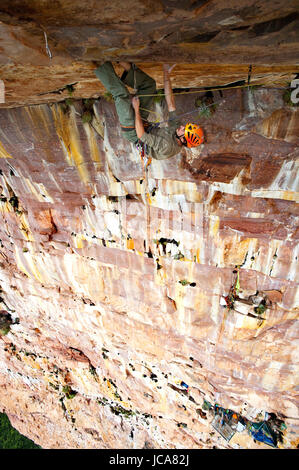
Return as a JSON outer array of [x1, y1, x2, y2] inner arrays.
[[95, 62, 157, 143]]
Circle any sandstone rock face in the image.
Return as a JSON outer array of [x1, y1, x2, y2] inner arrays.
[[0, 0, 298, 450], [0, 85, 298, 449]]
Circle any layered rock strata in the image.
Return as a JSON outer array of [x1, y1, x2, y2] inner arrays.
[[0, 86, 298, 448]]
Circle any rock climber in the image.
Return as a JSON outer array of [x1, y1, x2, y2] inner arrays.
[[93, 61, 204, 160]]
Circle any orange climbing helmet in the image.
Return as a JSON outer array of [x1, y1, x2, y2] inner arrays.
[[184, 123, 204, 147]]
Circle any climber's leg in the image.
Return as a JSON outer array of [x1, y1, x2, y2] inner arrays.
[[94, 62, 138, 143]]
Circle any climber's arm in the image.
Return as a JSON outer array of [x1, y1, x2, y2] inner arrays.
[[163, 64, 176, 112], [132, 96, 145, 139]]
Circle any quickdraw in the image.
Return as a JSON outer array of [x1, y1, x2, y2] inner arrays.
[[135, 139, 152, 253]]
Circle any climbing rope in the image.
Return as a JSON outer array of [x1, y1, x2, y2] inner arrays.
[[135, 140, 152, 253], [132, 63, 138, 94], [136, 140, 152, 177], [136, 81, 287, 125]]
